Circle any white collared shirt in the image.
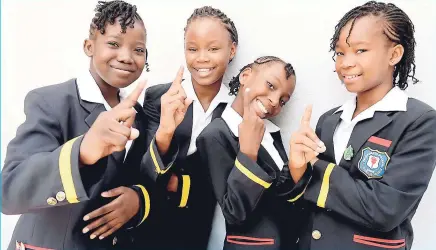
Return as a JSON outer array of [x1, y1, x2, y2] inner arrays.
[[182, 77, 235, 155], [332, 87, 408, 164], [76, 70, 133, 157], [221, 105, 285, 170]]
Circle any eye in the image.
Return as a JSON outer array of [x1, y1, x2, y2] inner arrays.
[[108, 41, 119, 47], [209, 47, 220, 51], [335, 51, 344, 56], [188, 48, 197, 52], [280, 99, 286, 107], [266, 81, 274, 90], [135, 47, 145, 53], [357, 49, 367, 54]]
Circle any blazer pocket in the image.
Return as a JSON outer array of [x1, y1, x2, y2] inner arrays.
[[353, 235, 405, 249], [227, 235, 275, 246]]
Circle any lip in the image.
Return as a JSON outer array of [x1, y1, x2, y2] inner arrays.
[[342, 73, 362, 83], [256, 99, 271, 116], [110, 65, 135, 73], [192, 66, 217, 77]]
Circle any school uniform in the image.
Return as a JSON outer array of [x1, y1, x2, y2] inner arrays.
[[295, 87, 436, 249], [137, 78, 234, 249], [1, 71, 151, 250], [196, 106, 308, 250]]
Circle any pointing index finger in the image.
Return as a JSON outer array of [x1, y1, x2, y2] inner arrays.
[[301, 105, 313, 126]]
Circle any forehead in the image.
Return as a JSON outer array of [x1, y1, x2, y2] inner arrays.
[[257, 63, 295, 91], [337, 15, 386, 47], [97, 19, 146, 42], [185, 17, 230, 43]]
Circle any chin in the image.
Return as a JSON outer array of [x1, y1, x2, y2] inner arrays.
[[193, 76, 221, 86]]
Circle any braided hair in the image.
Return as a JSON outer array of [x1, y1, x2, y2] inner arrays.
[[228, 56, 296, 96], [330, 1, 418, 89], [185, 6, 238, 46], [89, 1, 149, 71]]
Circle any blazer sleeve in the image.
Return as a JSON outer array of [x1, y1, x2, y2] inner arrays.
[[304, 110, 436, 232], [197, 132, 277, 225], [2, 91, 89, 215]]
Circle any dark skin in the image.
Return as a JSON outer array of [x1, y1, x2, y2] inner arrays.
[[289, 15, 404, 182], [80, 19, 148, 240], [234, 63, 296, 161], [155, 17, 237, 192]]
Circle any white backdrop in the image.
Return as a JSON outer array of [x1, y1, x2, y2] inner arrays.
[[1, 0, 435, 249]]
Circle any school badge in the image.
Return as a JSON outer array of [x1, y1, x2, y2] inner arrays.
[[358, 147, 390, 179]]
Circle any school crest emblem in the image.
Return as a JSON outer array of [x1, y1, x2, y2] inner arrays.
[[358, 147, 390, 179]]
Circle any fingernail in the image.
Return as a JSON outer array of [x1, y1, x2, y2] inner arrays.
[[82, 228, 89, 234], [83, 215, 89, 221], [317, 141, 325, 147], [90, 235, 96, 240], [101, 192, 108, 197], [245, 88, 250, 93], [99, 236, 104, 240]]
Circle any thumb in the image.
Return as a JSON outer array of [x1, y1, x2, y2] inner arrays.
[[101, 187, 126, 198]]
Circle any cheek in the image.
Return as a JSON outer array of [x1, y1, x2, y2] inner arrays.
[[134, 55, 146, 70]]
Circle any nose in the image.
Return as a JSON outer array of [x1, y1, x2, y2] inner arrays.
[[340, 53, 356, 69], [117, 48, 134, 64], [269, 94, 280, 108], [196, 49, 210, 63]]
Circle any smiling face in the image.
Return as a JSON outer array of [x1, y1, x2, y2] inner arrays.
[[334, 15, 396, 94], [184, 17, 236, 87], [240, 63, 296, 119], [84, 19, 147, 89]]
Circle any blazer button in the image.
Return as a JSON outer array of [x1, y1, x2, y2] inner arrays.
[[180, 168, 184, 172], [56, 191, 66, 202], [112, 236, 118, 246], [47, 197, 58, 206], [312, 230, 322, 240]]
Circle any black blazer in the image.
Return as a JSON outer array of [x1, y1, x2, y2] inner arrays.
[[196, 117, 308, 250], [2, 78, 151, 250], [135, 82, 228, 249], [297, 98, 436, 250]]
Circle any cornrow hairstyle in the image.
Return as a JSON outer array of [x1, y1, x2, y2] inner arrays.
[[89, 0, 149, 71], [228, 56, 296, 96], [330, 1, 418, 89], [185, 6, 238, 46]]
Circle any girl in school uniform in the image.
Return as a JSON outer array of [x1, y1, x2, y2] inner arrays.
[[137, 6, 238, 249], [197, 56, 308, 250], [288, 1, 436, 249], [2, 1, 152, 249]]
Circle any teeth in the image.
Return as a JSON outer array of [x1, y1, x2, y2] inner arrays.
[[344, 75, 360, 79], [197, 68, 213, 72], [257, 100, 268, 114]]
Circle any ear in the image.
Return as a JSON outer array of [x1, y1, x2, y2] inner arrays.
[[389, 44, 404, 66], [83, 39, 94, 57], [229, 42, 237, 62], [238, 67, 252, 87]]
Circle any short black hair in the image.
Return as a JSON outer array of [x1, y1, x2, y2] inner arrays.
[[228, 56, 296, 96], [89, 1, 149, 72], [330, 1, 418, 89]]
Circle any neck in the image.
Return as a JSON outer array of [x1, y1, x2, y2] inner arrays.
[[89, 67, 119, 108], [354, 79, 393, 118], [191, 77, 223, 111]]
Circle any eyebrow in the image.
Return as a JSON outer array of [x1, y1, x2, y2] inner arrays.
[[336, 40, 371, 48]]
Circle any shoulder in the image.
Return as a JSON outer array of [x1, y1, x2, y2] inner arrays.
[[25, 78, 78, 108], [143, 83, 172, 102]]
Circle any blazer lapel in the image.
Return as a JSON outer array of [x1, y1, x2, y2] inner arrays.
[[174, 104, 194, 160], [320, 111, 342, 163]]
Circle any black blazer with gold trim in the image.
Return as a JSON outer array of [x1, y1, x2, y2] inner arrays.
[[1, 79, 151, 250], [297, 98, 436, 250], [196, 117, 309, 250]]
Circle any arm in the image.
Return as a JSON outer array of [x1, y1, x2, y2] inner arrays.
[[304, 110, 436, 232], [2, 91, 88, 215], [197, 133, 277, 225]]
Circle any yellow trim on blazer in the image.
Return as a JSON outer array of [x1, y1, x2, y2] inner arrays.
[[150, 138, 172, 174], [179, 175, 191, 208], [135, 184, 150, 225], [235, 158, 272, 189], [288, 187, 307, 202], [317, 163, 336, 208], [59, 136, 82, 203]]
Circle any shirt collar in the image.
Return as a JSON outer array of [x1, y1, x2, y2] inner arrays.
[[221, 105, 280, 138], [77, 70, 127, 111], [181, 76, 234, 104], [334, 86, 408, 122]]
